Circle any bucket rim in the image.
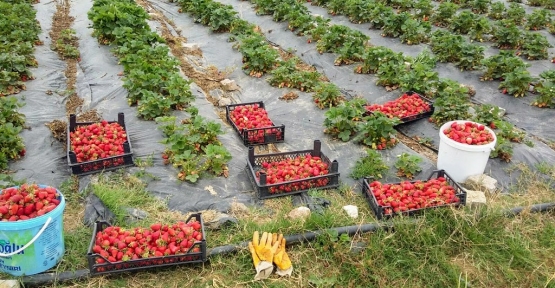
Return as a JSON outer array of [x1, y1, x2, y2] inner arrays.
[[439, 120, 497, 152], [0, 185, 66, 228]]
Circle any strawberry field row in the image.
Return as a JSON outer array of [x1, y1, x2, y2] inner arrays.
[[0, 0, 41, 97], [226, 0, 530, 161], [0, 0, 39, 171], [87, 0, 231, 182]]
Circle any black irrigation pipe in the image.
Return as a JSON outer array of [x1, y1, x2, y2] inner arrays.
[[20, 202, 555, 287]]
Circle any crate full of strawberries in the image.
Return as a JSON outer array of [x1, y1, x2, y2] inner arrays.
[[362, 170, 467, 220], [226, 101, 285, 146], [67, 113, 134, 176], [364, 91, 434, 125], [87, 213, 207, 276], [246, 140, 340, 199]]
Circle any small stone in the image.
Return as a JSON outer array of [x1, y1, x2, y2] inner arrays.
[[209, 89, 224, 102], [0, 280, 20, 288], [465, 174, 498, 193], [465, 189, 487, 207], [218, 98, 232, 107], [124, 207, 148, 221], [220, 79, 240, 91], [343, 205, 358, 218], [287, 207, 311, 220], [204, 212, 238, 230]]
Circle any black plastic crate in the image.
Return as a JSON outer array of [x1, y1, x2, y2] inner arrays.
[[226, 101, 285, 146], [67, 113, 134, 176], [87, 213, 207, 276], [246, 140, 340, 199], [363, 91, 434, 126], [362, 170, 467, 220]]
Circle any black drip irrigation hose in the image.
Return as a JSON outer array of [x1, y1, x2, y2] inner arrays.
[[20, 202, 555, 287]]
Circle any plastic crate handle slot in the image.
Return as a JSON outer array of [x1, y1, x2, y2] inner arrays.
[[0, 217, 52, 257]]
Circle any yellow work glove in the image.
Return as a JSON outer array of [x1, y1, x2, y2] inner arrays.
[[248, 231, 278, 280], [272, 234, 293, 276]]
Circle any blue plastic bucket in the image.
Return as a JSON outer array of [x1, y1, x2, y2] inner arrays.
[[0, 185, 66, 276]]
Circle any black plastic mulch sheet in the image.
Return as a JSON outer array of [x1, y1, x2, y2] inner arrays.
[[8, 0, 555, 214]]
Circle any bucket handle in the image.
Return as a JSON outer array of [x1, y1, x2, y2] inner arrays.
[[0, 217, 52, 257]]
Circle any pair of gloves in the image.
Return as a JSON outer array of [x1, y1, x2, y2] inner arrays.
[[248, 231, 293, 280]]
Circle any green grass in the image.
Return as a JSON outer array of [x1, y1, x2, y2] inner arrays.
[[1, 163, 554, 287]]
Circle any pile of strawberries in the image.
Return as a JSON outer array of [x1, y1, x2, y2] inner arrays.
[[91, 219, 204, 266], [364, 93, 432, 120], [368, 177, 461, 216], [0, 184, 61, 221], [256, 154, 331, 194], [69, 120, 128, 163], [442, 121, 495, 145], [229, 103, 282, 144]]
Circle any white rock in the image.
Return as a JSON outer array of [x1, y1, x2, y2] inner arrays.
[[0, 280, 20, 288], [218, 98, 232, 107], [465, 174, 498, 193], [287, 207, 311, 220], [465, 189, 487, 207], [220, 79, 240, 91], [343, 205, 358, 218]]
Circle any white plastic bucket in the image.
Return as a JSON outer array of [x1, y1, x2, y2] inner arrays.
[[437, 120, 497, 183], [0, 185, 66, 276]]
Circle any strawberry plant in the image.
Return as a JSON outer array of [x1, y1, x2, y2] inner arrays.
[[394, 153, 423, 179], [391, 0, 414, 11], [0, 185, 62, 221], [327, 0, 347, 15], [430, 30, 465, 63], [369, 4, 395, 29], [490, 134, 513, 162], [367, 177, 462, 216], [450, 11, 479, 35], [400, 18, 431, 45], [543, 0, 555, 9], [431, 2, 459, 27], [236, 34, 280, 77], [492, 20, 522, 49], [493, 120, 525, 143], [468, 16, 492, 42], [316, 25, 369, 63], [499, 68, 536, 97], [525, 9, 551, 30], [313, 82, 345, 109], [286, 10, 315, 36], [206, 4, 237, 32], [353, 112, 400, 150], [376, 56, 406, 89], [488, 2, 506, 20], [532, 80, 555, 108], [382, 12, 411, 38], [323, 98, 366, 141], [505, 3, 526, 26], [471, 0, 491, 14], [157, 108, 231, 183], [520, 32, 552, 60], [307, 16, 332, 42], [428, 78, 472, 99], [335, 40, 367, 65], [0, 96, 25, 170], [414, 0, 434, 20], [481, 50, 529, 81], [472, 104, 504, 128], [456, 43, 485, 71], [345, 0, 375, 24], [268, 59, 322, 92], [430, 93, 471, 126], [527, 0, 543, 6], [399, 62, 439, 95], [350, 149, 388, 180], [355, 46, 397, 74], [88, 0, 150, 43]]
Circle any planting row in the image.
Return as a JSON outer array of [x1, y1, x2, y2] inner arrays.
[[87, 0, 232, 182], [0, 0, 41, 97]]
